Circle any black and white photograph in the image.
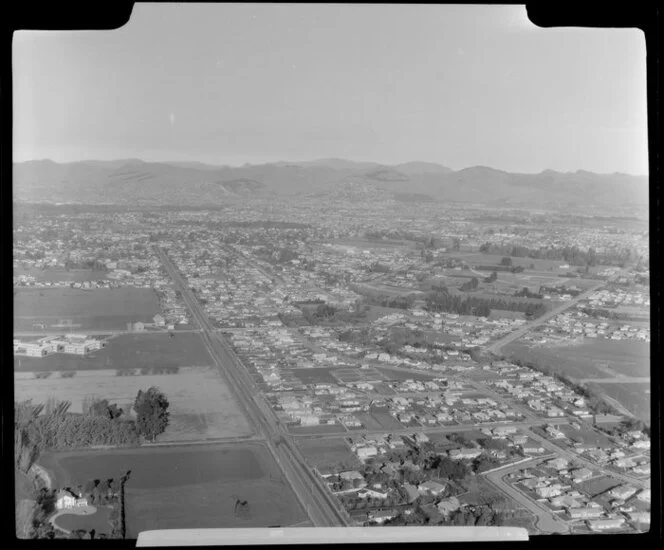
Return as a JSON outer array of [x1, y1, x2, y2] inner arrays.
[[12, 3, 652, 542]]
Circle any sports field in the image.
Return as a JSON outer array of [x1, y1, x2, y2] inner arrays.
[[14, 288, 161, 331], [14, 332, 213, 372], [38, 443, 307, 536], [14, 366, 252, 441]]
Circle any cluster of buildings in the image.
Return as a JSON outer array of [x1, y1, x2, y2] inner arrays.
[[520, 307, 649, 346], [14, 333, 107, 357], [509, 458, 650, 532], [486, 363, 593, 419]]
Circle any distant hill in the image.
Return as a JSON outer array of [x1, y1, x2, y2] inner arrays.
[[12, 158, 648, 210]]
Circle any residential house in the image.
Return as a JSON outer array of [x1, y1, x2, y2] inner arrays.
[[436, 497, 461, 516], [587, 518, 625, 531], [55, 488, 89, 510]]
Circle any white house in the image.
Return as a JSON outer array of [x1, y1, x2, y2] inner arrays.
[[55, 489, 88, 510]]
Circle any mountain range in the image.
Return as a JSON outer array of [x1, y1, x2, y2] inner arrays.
[[12, 158, 648, 211]]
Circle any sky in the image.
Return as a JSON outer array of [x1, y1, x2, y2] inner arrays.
[[13, 3, 648, 174]]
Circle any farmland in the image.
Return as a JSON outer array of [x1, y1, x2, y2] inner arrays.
[[14, 288, 161, 331], [14, 366, 252, 441], [37, 443, 307, 536], [504, 339, 650, 380], [14, 332, 213, 372]]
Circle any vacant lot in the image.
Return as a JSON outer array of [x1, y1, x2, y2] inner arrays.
[[588, 382, 650, 424], [374, 367, 438, 382], [14, 332, 213, 372], [38, 443, 307, 536], [576, 476, 622, 498], [298, 438, 362, 473], [291, 367, 338, 385], [505, 339, 650, 380], [14, 288, 161, 331], [14, 366, 252, 441], [558, 425, 615, 448]]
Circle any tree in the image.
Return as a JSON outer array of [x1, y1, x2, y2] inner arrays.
[[500, 257, 512, 267], [134, 387, 170, 442]]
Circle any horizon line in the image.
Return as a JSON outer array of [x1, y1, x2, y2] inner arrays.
[[12, 157, 649, 178]]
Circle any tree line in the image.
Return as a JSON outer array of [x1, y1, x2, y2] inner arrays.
[[424, 290, 547, 318], [15, 387, 170, 473], [479, 242, 640, 267]]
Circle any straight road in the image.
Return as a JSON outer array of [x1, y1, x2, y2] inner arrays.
[[155, 246, 349, 527], [290, 419, 571, 441], [484, 281, 605, 355]]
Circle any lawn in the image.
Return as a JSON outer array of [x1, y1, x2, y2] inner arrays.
[[374, 367, 438, 381], [38, 443, 307, 536], [14, 366, 252, 441], [14, 332, 213, 372], [14, 288, 161, 331], [53, 506, 113, 535]]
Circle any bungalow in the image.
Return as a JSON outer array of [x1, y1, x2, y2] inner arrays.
[[436, 497, 461, 516], [357, 488, 389, 500], [628, 511, 650, 524], [608, 485, 638, 501], [570, 468, 593, 482], [417, 480, 447, 496], [568, 507, 604, 519], [448, 448, 482, 461], [587, 518, 625, 531], [546, 458, 569, 471], [367, 509, 398, 524], [403, 482, 420, 503]]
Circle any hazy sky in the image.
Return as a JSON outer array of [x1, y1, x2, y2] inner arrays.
[[13, 3, 648, 174]]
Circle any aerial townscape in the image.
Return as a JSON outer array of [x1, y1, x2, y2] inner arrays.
[[13, 3, 651, 542], [13, 158, 650, 539]]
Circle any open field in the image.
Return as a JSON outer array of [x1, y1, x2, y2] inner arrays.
[[374, 367, 438, 381], [14, 366, 252, 441], [504, 339, 650, 380], [587, 382, 650, 423], [14, 288, 161, 331], [38, 443, 307, 536], [14, 332, 213, 372], [291, 424, 347, 435], [298, 437, 362, 473], [576, 476, 622, 498], [557, 424, 615, 448], [291, 367, 338, 385]]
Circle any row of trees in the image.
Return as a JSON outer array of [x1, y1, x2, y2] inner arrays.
[[480, 242, 640, 267], [424, 290, 547, 318], [14, 387, 171, 467]]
